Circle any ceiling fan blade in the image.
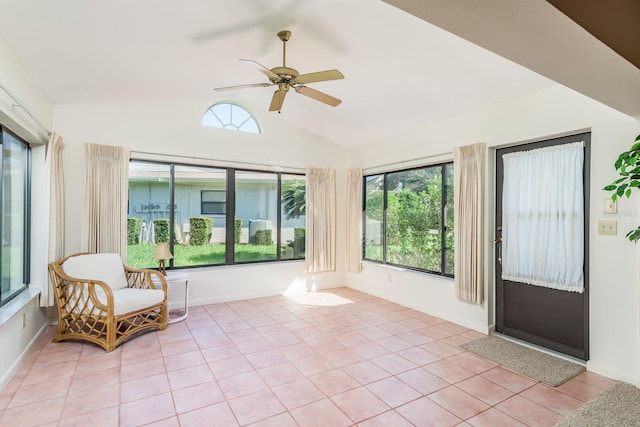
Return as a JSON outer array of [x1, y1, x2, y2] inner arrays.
[[293, 69, 344, 85], [239, 59, 280, 80], [214, 82, 272, 92], [269, 90, 287, 111], [294, 86, 342, 107]]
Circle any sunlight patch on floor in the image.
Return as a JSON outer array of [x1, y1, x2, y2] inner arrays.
[[283, 278, 354, 307]]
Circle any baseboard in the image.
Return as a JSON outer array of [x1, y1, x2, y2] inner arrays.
[[346, 284, 490, 334], [188, 284, 348, 307], [0, 321, 50, 393], [587, 360, 640, 386]]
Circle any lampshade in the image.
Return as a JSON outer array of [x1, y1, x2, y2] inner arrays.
[[153, 242, 173, 260]]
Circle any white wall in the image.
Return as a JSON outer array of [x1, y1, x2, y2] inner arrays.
[[346, 85, 640, 384], [0, 35, 52, 390], [0, 37, 51, 143], [0, 293, 48, 391], [53, 100, 348, 303]]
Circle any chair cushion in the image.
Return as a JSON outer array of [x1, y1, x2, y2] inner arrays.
[[62, 253, 129, 291], [99, 288, 165, 316]]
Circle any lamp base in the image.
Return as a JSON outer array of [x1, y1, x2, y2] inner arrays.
[[158, 259, 167, 276]]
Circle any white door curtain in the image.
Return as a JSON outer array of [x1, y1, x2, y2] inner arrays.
[[501, 141, 585, 293]]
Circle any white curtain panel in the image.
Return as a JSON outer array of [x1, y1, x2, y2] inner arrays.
[[42, 132, 65, 307], [346, 168, 363, 273], [454, 143, 486, 305], [80, 143, 131, 260], [305, 167, 336, 273], [502, 141, 584, 293]]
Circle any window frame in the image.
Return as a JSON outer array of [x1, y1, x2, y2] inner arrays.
[[0, 126, 31, 307], [362, 161, 454, 278], [200, 190, 226, 215], [127, 159, 305, 271], [202, 102, 261, 134]]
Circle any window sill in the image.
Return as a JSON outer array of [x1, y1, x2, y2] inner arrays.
[[0, 288, 40, 328]]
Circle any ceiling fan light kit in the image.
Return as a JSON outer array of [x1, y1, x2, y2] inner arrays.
[[214, 30, 344, 112]]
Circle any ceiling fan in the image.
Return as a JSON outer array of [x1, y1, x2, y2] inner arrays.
[[214, 30, 344, 112]]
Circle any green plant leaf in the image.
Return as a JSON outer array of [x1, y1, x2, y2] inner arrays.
[[626, 188, 633, 198], [612, 193, 618, 202], [617, 184, 628, 196], [631, 181, 640, 188], [633, 141, 640, 150], [635, 134, 640, 142], [603, 184, 617, 191], [626, 227, 640, 243], [613, 177, 628, 184]]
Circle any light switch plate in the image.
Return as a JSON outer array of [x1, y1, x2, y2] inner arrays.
[[598, 220, 617, 235], [604, 198, 617, 214]]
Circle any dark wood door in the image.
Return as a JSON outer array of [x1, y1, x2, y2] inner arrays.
[[495, 133, 590, 360]]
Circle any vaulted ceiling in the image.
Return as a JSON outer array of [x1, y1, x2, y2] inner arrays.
[[0, 0, 637, 148]]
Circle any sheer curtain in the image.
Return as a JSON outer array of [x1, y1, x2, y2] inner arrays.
[[81, 143, 131, 259], [42, 132, 65, 307], [305, 167, 336, 273], [454, 143, 485, 304], [502, 141, 584, 292], [346, 168, 363, 273]]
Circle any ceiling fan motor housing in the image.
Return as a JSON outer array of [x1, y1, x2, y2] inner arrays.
[[270, 67, 299, 83]]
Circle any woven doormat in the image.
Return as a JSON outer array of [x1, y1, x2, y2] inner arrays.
[[555, 382, 640, 426], [461, 335, 585, 386]]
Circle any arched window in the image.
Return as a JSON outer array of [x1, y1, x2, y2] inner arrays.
[[202, 103, 260, 134]]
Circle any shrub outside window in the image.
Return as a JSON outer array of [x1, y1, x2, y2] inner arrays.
[[364, 163, 454, 276]]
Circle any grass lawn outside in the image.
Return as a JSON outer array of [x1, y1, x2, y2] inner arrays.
[[127, 243, 279, 269]]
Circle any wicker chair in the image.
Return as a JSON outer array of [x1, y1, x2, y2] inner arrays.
[[48, 252, 168, 352]]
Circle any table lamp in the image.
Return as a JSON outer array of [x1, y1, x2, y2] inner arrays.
[[153, 242, 173, 275]]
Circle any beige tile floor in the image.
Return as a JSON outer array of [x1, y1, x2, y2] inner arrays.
[[0, 287, 615, 426]]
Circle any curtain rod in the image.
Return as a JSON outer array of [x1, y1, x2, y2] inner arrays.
[[131, 150, 306, 172], [0, 81, 52, 137], [362, 151, 451, 172]]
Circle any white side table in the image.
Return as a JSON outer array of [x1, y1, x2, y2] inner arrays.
[[152, 271, 189, 323]]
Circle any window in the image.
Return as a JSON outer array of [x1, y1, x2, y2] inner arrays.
[[0, 128, 30, 306], [127, 160, 305, 269], [201, 190, 226, 215], [364, 163, 454, 276], [235, 171, 277, 262], [202, 103, 260, 134], [281, 174, 306, 260]]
